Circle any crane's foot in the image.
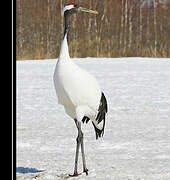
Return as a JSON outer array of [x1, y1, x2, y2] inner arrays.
[[69, 172, 81, 177], [69, 169, 88, 177], [83, 168, 88, 175]]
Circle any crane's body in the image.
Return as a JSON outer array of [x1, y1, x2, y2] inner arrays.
[[53, 2, 108, 176], [54, 34, 101, 121]]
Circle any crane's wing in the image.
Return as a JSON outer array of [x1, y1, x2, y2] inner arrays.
[[92, 92, 108, 139], [82, 92, 108, 140]]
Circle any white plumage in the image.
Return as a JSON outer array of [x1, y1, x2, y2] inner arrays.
[[53, 34, 101, 123]]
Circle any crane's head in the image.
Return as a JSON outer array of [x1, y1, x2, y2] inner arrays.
[[63, 2, 98, 16]]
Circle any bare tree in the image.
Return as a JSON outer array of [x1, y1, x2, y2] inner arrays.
[[16, 0, 170, 59]]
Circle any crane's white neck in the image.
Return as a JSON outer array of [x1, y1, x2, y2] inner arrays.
[[58, 33, 70, 63]]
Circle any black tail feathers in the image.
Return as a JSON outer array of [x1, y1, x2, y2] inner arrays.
[[92, 120, 105, 139], [81, 92, 108, 140], [82, 116, 90, 124], [93, 92, 108, 140]]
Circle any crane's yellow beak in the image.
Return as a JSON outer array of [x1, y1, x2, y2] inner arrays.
[[78, 7, 98, 15]]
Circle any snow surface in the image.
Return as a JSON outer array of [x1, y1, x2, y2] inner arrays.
[[17, 58, 170, 180]]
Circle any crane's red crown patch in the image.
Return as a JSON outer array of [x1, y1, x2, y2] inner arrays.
[[68, 2, 76, 5]]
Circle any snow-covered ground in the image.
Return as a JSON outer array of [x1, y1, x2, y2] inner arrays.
[[17, 58, 170, 180]]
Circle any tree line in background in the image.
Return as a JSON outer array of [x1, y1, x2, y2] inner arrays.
[[16, 0, 170, 60]]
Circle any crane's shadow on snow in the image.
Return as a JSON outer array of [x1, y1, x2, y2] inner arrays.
[[16, 167, 44, 174]]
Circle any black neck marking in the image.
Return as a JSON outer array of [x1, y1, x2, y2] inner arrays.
[[64, 10, 70, 40]]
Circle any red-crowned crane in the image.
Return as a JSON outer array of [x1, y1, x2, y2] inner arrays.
[[53, 2, 108, 177]]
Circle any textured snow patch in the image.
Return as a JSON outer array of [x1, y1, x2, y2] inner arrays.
[[17, 58, 170, 180]]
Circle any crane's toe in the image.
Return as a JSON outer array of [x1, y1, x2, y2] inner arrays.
[[69, 172, 81, 177], [83, 168, 88, 175]]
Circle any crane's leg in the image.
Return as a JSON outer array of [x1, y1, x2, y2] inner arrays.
[[80, 132, 88, 175], [70, 119, 82, 176], [70, 119, 88, 176]]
